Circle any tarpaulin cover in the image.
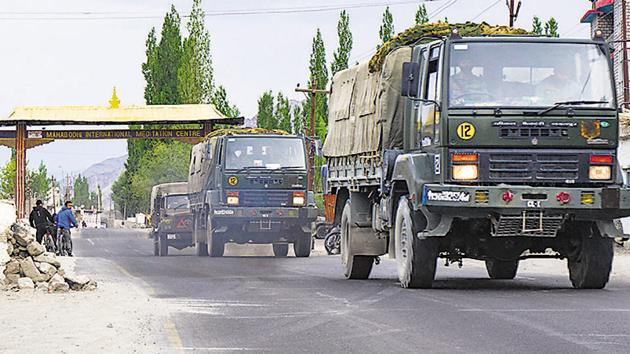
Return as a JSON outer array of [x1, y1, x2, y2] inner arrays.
[[323, 46, 412, 157]]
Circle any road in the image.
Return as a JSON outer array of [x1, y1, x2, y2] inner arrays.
[[74, 228, 630, 353]]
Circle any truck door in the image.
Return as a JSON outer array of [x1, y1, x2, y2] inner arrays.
[[416, 44, 443, 149]]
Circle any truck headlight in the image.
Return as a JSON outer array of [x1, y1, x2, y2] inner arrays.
[[589, 166, 611, 180], [292, 192, 305, 206], [226, 191, 239, 205], [452, 165, 478, 181]]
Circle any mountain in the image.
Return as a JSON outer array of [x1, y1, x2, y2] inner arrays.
[[81, 155, 126, 209]]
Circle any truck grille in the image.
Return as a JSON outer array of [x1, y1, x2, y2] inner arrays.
[[240, 190, 291, 207], [492, 212, 564, 237], [488, 152, 579, 181]]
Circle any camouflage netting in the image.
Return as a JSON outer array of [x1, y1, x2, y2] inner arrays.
[[206, 127, 288, 139], [368, 21, 530, 73]]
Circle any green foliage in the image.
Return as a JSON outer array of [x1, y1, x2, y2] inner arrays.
[[73, 175, 92, 208], [378, 6, 395, 49], [256, 91, 275, 129], [212, 85, 240, 117], [30, 162, 50, 201], [331, 10, 353, 76], [415, 4, 429, 25], [308, 29, 329, 141], [292, 101, 308, 135], [275, 92, 292, 133], [532, 16, 543, 35], [114, 0, 240, 216], [545, 17, 559, 37], [0, 152, 16, 198]]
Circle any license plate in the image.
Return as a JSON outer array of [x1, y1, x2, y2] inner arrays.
[[167, 234, 178, 240]]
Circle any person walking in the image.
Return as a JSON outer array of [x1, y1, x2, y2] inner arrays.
[[55, 201, 78, 256], [28, 200, 54, 244]]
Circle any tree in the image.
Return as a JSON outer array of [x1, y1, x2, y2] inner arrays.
[[212, 85, 240, 117], [177, 0, 213, 104], [378, 6, 395, 48], [275, 92, 292, 132], [0, 151, 16, 199], [545, 18, 559, 37], [256, 91, 275, 129], [307, 29, 329, 140], [292, 101, 308, 135], [155, 6, 183, 105], [415, 4, 429, 25], [532, 16, 543, 35], [73, 175, 91, 208], [30, 162, 50, 201], [331, 10, 353, 76]]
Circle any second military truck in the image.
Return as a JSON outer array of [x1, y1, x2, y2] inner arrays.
[[323, 30, 630, 289], [151, 182, 193, 256], [188, 129, 318, 257]]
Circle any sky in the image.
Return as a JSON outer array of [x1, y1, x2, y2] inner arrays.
[[0, 0, 590, 178]]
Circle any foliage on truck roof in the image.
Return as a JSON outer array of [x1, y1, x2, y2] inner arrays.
[[205, 127, 289, 139], [368, 21, 530, 73]]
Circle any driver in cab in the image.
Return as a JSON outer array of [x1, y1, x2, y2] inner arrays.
[[450, 58, 490, 105], [536, 63, 582, 103]]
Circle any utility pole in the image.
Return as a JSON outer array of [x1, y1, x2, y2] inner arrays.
[[295, 79, 330, 191], [506, 0, 522, 27]]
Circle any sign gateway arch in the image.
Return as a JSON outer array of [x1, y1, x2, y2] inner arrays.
[[0, 104, 243, 219]]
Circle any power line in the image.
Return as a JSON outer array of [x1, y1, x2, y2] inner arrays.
[[0, 1, 442, 21], [428, 0, 460, 19], [470, 0, 502, 22]]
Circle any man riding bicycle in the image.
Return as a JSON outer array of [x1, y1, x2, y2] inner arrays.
[[55, 201, 78, 256], [29, 199, 54, 244]]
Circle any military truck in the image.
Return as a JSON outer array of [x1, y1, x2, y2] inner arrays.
[[323, 30, 630, 289], [150, 182, 193, 256], [188, 129, 318, 257]]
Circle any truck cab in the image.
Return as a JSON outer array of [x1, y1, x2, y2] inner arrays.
[[188, 130, 318, 257], [150, 182, 193, 256], [324, 32, 630, 289]]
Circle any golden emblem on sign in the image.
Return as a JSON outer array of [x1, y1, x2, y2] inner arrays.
[[580, 120, 601, 140]]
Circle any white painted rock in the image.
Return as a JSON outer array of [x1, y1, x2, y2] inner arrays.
[[17, 277, 34, 289]]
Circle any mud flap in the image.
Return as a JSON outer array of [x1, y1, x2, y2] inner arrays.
[[417, 205, 453, 239], [596, 220, 625, 239]]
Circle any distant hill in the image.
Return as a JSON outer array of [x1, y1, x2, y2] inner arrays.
[[81, 155, 126, 209]]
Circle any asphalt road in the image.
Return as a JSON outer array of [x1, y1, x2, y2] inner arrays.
[[74, 228, 630, 353]]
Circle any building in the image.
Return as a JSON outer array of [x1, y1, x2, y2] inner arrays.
[[581, 0, 628, 106]]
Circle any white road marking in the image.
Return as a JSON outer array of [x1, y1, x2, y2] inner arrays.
[[460, 308, 630, 312], [87, 239, 95, 246]]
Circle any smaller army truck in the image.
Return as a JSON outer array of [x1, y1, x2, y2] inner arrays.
[[150, 182, 193, 256], [188, 129, 318, 257]]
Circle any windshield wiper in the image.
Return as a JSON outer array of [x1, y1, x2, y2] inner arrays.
[[278, 166, 306, 171], [232, 166, 269, 173], [537, 100, 609, 116]]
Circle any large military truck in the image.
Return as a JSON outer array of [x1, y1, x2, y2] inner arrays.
[[323, 29, 630, 289], [188, 129, 318, 257], [150, 182, 193, 256]]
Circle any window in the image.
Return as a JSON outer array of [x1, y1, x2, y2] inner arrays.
[[420, 45, 441, 147]]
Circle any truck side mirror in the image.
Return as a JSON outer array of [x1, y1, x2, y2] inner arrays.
[[401, 62, 420, 97]]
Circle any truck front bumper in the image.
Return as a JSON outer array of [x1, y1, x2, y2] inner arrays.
[[210, 206, 318, 233], [421, 184, 630, 220]]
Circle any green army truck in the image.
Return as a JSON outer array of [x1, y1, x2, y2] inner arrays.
[[323, 30, 630, 289], [188, 129, 318, 257], [151, 182, 193, 256]]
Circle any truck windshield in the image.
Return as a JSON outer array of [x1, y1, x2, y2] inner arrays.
[[448, 42, 614, 109], [225, 137, 306, 170], [165, 195, 189, 210]]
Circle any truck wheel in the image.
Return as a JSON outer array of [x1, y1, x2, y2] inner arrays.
[[341, 200, 373, 279], [153, 233, 159, 256], [194, 216, 208, 257], [273, 243, 289, 257], [395, 197, 439, 289], [158, 233, 168, 257], [485, 259, 519, 279], [208, 231, 225, 257], [568, 225, 613, 289], [294, 232, 311, 258]]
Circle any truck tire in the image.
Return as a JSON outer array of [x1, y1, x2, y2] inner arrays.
[[158, 233, 168, 257], [273, 243, 289, 257], [568, 225, 613, 289], [485, 259, 519, 279], [152, 233, 159, 256], [294, 232, 311, 258], [341, 200, 373, 279], [194, 215, 208, 257], [395, 197, 439, 289], [208, 231, 225, 257]]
